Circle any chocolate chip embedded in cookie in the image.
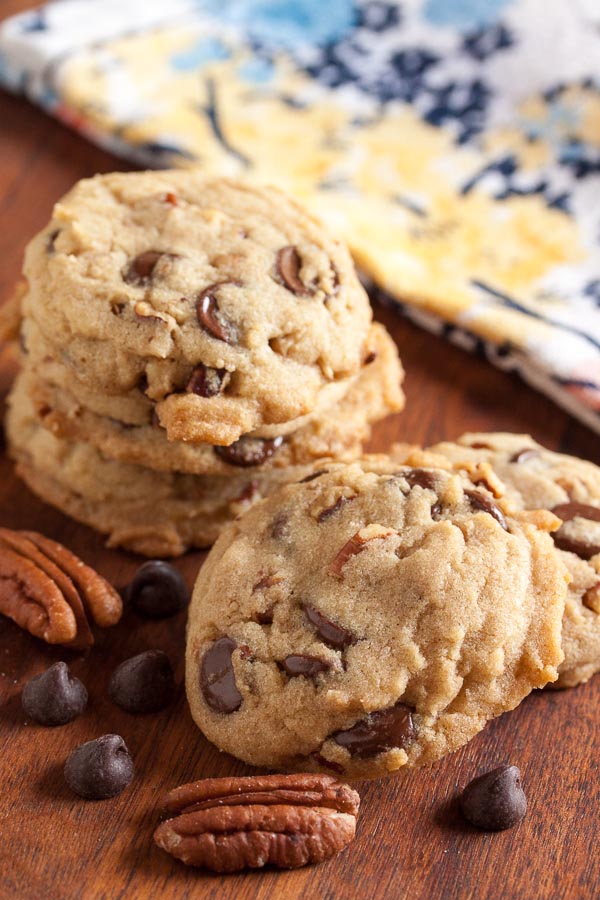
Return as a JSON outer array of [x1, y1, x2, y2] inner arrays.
[[429, 432, 600, 688], [185, 459, 567, 779]]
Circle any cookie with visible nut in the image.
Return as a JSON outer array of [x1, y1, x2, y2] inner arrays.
[[186, 459, 568, 779], [21, 171, 372, 445], [22, 322, 402, 476], [6, 328, 402, 556], [429, 433, 600, 688]]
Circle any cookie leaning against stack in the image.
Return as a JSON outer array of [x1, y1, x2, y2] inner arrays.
[[426, 433, 600, 688], [186, 459, 569, 779], [3, 171, 405, 553]]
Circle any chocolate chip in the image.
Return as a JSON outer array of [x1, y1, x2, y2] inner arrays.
[[303, 604, 354, 650], [124, 251, 164, 284], [279, 655, 332, 677], [186, 364, 229, 398], [317, 495, 355, 523], [47, 229, 59, 254], [460, 765, 527, 831], [468, 441, 493, 450], [551, 503, 600, 559], [402, 469, 437, 490], [64, 734, 134, 800], [127, 560, 189, 619], [200, 637, 243, 714], [363, 351, 377, 365], [22, 662, 87, 726], [299, 470, 327, 484], [552, 502, 600, 524], [137, 372, 149, 394], [465, 489, 508, 530], [270, 513, 290, 541], [510, 448, 540, 464], [431, 502, 443, 519], [255, 606, 275, 625], [275, 246, 314, 296], [310, 753, 345, 775], [108, 650, 176, 714], [215, 436, 283, 468], [331, 701, 415, 758], [163, 192, 178, 206], [553, 534, 600, 560], [196, 282, 238, 343], [253, 573, 283, 591]]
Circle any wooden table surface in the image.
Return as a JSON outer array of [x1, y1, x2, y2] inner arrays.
[[1, 9, 599, 898]]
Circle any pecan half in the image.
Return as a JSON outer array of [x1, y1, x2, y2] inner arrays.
[[154, 773, 359, 872], [0, 528, 122, 648]]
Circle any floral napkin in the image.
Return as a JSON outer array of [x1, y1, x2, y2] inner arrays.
[[1, 0, 599, 432]]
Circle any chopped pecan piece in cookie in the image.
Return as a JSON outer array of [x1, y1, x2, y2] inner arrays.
[[154, 773, 359, 872], [329, 524, 396, 577], [0, 528, 122, 647]]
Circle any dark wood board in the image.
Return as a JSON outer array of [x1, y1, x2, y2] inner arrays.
[[0, 9, 599, 896]]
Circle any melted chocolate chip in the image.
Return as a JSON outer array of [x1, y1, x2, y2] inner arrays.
[[431, 502, 443, 520], [551, 503, 600, 560], [552, 502, 600, 524], [510, 448, 540, 464], [196, 282, 238, 343], [363, 351, 377, 365], [47, 229, 60, 254], [468, 441, 493, 450], [275, 246, 314, 296], [186, 364, 229, 398], [270, 513, 290, 541], [299, 470, 327, 484], [279, 655, 332, 677], [402, 469, 437, 490], [460, 765, 527, 831], [465, 490, 508, 531], [310, 752, 345, 775], [331, 702, 415, 758], [200, 637, 243, 714], [215, 436, 283, 468], [256, 607, 275, 625], [553, 534, 600, 560], [124, 250, 165, 284], [317, 495, 355, 523], [303, 604, 354, 650]]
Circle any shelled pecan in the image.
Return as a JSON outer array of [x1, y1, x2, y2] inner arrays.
[[0, 528, 122, 648], [154, 773, 360, 872]]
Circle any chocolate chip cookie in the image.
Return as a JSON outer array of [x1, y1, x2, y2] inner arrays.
[[186, 460, 568, 779], [23, 324, 403, 476], [5, 377, 317, 556], [21, 171, 372, 445], [429, 432, 600, 688]]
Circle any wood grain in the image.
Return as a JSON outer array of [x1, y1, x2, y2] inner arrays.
[[0, 11, 599, 897]]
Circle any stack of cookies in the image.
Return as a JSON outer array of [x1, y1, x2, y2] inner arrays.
[[3, 171, 405, 555]]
